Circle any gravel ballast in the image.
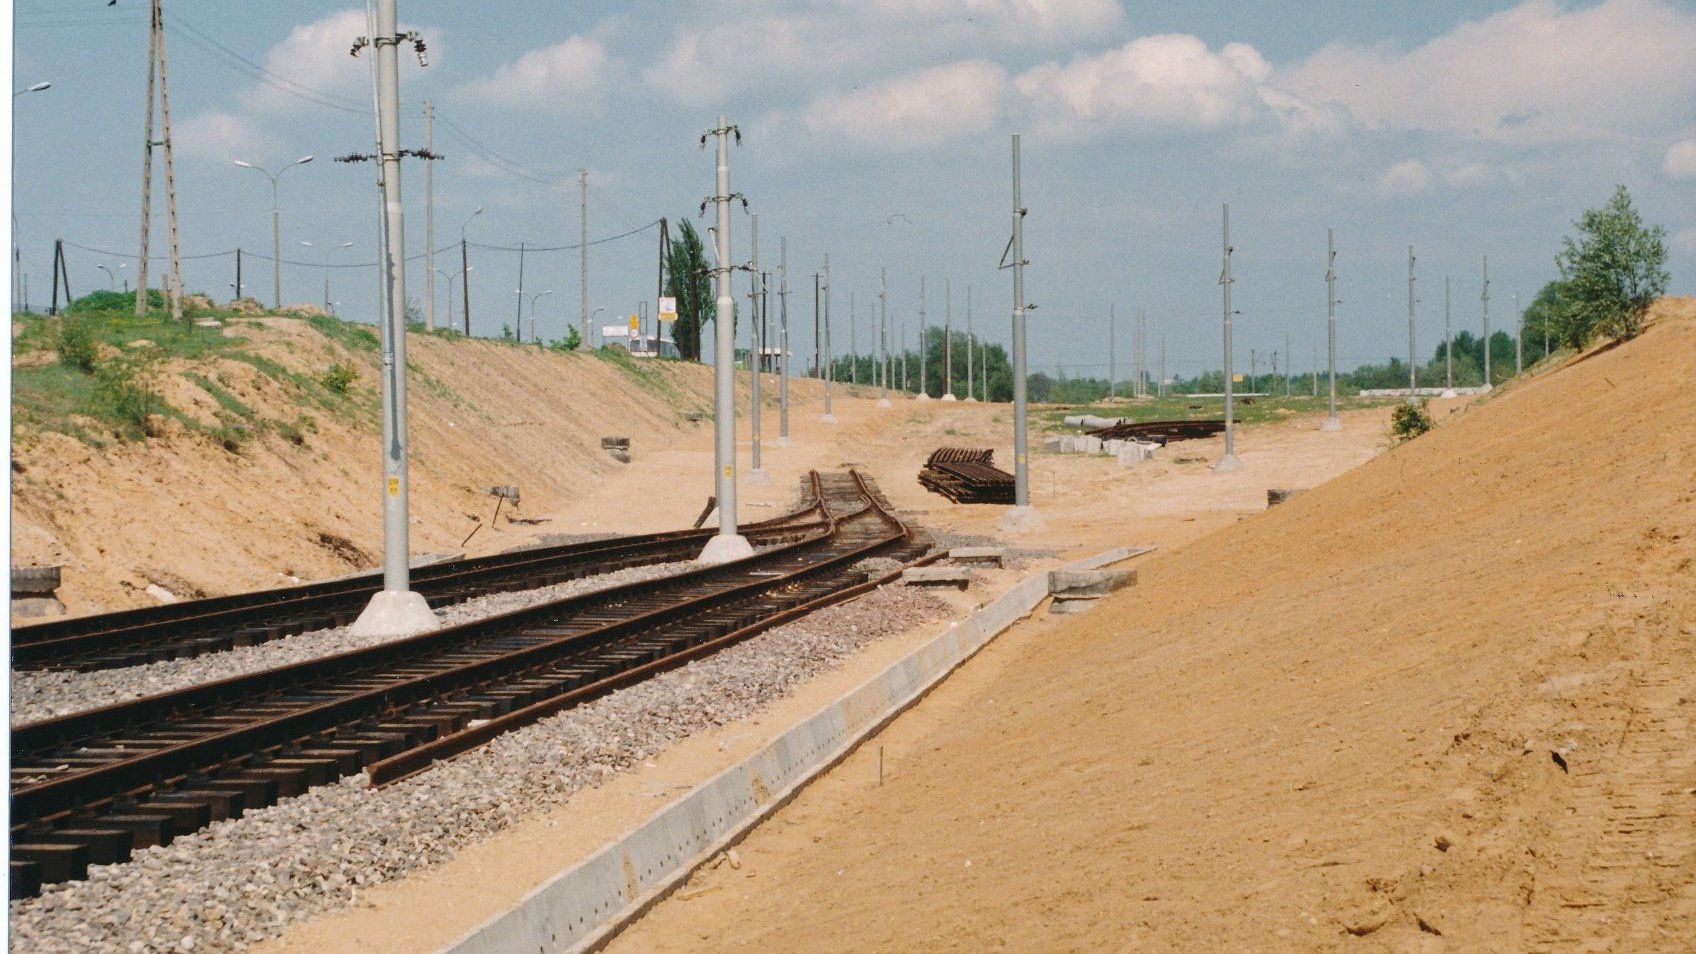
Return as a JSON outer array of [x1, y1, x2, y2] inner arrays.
[[8, 583, 953, 954]]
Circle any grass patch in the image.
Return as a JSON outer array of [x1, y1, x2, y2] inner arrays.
[[1039, 393, 1402, 431], [184, 371, 256, 420], [306, 312, 379, 352], [592, 347, 687, 403]]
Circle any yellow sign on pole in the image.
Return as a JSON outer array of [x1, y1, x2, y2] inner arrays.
[[629, 314, 640, 331], [658, 296, 678, 322]]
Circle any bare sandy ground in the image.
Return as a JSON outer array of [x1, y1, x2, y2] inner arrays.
[[18, 299, 1693, 952]]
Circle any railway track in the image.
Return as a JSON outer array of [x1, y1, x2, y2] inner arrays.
[[11, 492, 834, 673], [8, 470, 930, 898]]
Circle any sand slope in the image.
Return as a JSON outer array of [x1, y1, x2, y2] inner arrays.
[[610, 302, 1696, 951]]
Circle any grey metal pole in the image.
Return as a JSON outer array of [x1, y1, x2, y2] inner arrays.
[[1481, 255, 1492, 390], [580, 168, 589, 346], [1445, 276, 1453, 389], [821, 254, 835, 421], [424, 98, 435, 331], [965, 284, 974, 401], [701, 115, 751, 562], [1407, 246, 1417, 401], [1010, 134, 1032, 507], [1285, 331, 1292, 396], [779, 236, 789, 444], [877, 267, 890, 406], [1323, 228, 1340, 431], [1109, 303, 1115, 399], [1216, 203, 1241, 469], [942, 277, 955, 400], [918, 276, 928, 398], [749, 215, 763, 475], [271, 179, 282, 309], [849, 291, 857, 385], [351, 0, 436, 636], [1514, 293, 1522, 376]]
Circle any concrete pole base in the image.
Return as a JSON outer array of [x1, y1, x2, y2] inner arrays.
[[1439, 389, 1457, 399], [916, 393, 931, 402], [1320, 417, 1342, 432], [1212, 453, 1244, 473], [1480, 382, 1494, 392], [876, 398, 892, 408], [775, 436, 793, 448], [746, 468, 771, 484], [940, 392, 957, 402], [697, 533, 755, 564], [349, 589, 441, 638], [964, 397, 977, 402], [998, 505, 1044, 533]]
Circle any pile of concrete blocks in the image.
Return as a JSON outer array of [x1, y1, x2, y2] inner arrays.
[[600, 436, 631, 463], [1115, 441, 1160, 466], [1048, 566, 1137, 615], [12, 566, 66, 618]]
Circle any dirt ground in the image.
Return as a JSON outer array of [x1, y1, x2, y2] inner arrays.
[[16, 299, 1695, 952]]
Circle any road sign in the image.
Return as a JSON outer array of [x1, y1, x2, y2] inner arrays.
[[629, 314, 640, 330], [658, 296, 677, 322]]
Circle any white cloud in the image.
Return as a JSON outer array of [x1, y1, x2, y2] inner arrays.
[[1664, 140, 1696, 179], [803, 61, 1011, 149], [176, 110, 269, 160], [644, 0, 1125, 104], [1379, 159, 1432, 196], [459, 36, 609, 106], [1279, 0, 1696, 144], [1014, 35, 1277, 136]]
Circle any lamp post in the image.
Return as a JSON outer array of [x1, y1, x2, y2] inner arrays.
[[12, 81, 52, 311], [233, 155, 313, 309], [459, 206, 482, 334], [590, 305, 605, 348], [97, 264, 117, 290], [528, 289, 553, 344], [301, 240, 353, 315], [447, 266, 471, 329]]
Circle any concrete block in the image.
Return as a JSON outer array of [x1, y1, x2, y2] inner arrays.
[[11, 565, 61, 596], [1049, 567, 1137, 598], [1062, 414, 1087, 427], [10, 596, 66, 618], [599, 436, 631, 449], [1059, 436, 1079, 453], [947, 547, 1005, 567], [1081, 436, 1103, 454], [901, 567, 971, 590], [1047, 597, 1097, 615], [1117, 446, 1143, 466], [1043, 437, 1062, 452], [1104, 439, 1125, 455]]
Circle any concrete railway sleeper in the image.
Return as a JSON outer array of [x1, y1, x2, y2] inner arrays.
[[8, 470, 930, 899], [11, 489, 834, 673]]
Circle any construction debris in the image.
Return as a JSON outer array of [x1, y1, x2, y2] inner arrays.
[[917, 448, 1016, 505]]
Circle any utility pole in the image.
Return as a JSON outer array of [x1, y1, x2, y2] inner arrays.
[[778, 236, 789, 445], [514, 241, 525, 341], [1445, 276, 1453, 390], [349, 0, 437, 637], [461, 236, 470, 334], [821, 254, 835, 422], [942, 278, 956, 400], [135, 0, 183, 321], [235, 247, 242, 300], [877, 267, 890, 406], [1250, 350, 1258, 396], [699, 116, 752, 562], [1216, 202, 1241, 470], [579, 168, 589, 346], [749, 215, 764, 477], [1514, 293, 1522, 376], [1159, 334, 1166, 398], [1310, 336, 1317, 397], [1108, 304, 1116, 399], [1008, 133, 1033, 508], [917, 276, 928, 399], [1407, 245, 1417, 401], [1284, 331, 1292, 396], [424, 98, 435, 330], [1481, 255, 1492, 390], [849, 292, 857, 385], [1322, 228, 1340, 431], [965, 285, 975, 401]]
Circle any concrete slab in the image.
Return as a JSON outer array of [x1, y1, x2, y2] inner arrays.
[[901, 567, 971, 590], [1049, 567, 1137, 598], [947, 547, 1005, 567]]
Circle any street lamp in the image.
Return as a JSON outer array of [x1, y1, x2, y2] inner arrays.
[[300, 240, 353, 315], [458, 206, 482, 335], [13, 82, 51, 98], [590, 305, 605, 348], [447, 266, 472, 330], [97, 263, 125, 290], [233, 154, 314, 309], [528, 289, 553, 343]]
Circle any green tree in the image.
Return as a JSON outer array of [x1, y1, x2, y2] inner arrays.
[[1518, 280, 1564, 366], [1553, 185, 1668, 346], [665, 219, 714, 361]]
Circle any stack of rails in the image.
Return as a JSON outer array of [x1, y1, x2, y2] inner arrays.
[[1086, 419, 1227, 444], [7, 471, 927, 899], [918, 447, 1016, 504]]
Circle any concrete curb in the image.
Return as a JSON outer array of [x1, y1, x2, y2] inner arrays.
[[439, 543, 1152, 954]]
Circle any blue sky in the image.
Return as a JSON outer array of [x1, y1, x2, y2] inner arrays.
[[10, 0, 1696, 381]]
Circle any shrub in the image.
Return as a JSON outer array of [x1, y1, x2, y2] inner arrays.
[[54, 318, 100, 373], [1389, 400, 1434, 443], [319, 362, 358, 394], [93, 354, 161, 435]]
